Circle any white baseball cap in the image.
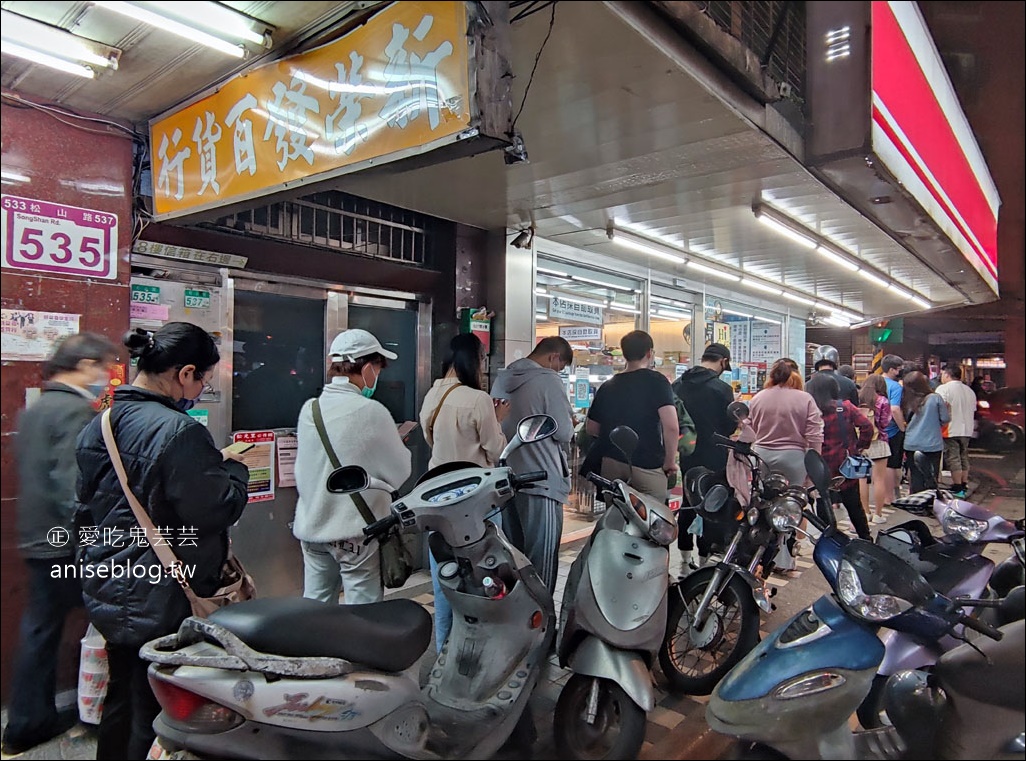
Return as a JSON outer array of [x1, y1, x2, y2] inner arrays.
[[328, 329, 398, 362]]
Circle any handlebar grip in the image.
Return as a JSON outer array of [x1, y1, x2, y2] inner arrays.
[[587, 472, 614, 489], [513, 471, 548, 488], [362, 514, 399, 544], [959, 614, 1003, 641]]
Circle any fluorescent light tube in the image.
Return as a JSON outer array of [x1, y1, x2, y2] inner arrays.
[[817, 243, 861, 272], [0, 39, 95, 77], [611, 233, 686, 264], [538, 266, 569, 277], [570, 274, 635, 292], [858, 269, 891, 288], [95, 1, 246, 57], [609, 305, 642, 314], [757, 213, 818, 249], [784, 292, 817, 307], [910, 296, 932, 310], [687, 261, 741, 282], [741, 277, 784, 296], [887, 283, 915, 299], [534, 289, 549, 297], [2, 11, 119, 68]]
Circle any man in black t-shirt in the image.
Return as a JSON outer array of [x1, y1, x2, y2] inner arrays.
[[585, 331, 679, 500]]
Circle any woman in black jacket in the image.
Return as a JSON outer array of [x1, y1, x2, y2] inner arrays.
[[75, 323, 250, 760]]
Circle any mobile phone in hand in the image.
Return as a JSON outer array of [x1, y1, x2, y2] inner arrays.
[[225, 441, 255, 455]]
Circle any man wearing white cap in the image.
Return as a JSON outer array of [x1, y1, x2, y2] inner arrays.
[[293, 329, 411, 604]]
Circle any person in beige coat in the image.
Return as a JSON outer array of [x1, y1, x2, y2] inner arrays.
[[419, 333, 509, 649]]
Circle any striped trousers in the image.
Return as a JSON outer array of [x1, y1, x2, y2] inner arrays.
[[507, 492, 563, 595]]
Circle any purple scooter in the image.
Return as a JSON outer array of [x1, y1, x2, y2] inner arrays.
[[858, 451, 1025, 727]]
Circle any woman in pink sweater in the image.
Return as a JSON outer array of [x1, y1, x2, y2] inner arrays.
[[749, 359, 825, 488]]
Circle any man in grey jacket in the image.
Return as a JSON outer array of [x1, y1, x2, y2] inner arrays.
[[490, 337, 574, 593]]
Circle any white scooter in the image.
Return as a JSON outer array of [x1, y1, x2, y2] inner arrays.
[[142, 415, 559, 760], [555, 426, 679, 760]]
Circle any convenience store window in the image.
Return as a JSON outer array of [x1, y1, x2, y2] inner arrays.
[[534, 259, 642, 410], [648, 292, 694, 384], [704, 300, 785, 398]]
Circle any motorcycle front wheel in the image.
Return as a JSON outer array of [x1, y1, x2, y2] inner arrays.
[[553, 675, 646, 760], [659, 570, 760, 695]]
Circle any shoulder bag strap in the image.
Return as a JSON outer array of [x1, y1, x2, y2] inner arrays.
[[100, 410, 202, 598], [312, 399, 376, 526], [427, 383, 461, 441]]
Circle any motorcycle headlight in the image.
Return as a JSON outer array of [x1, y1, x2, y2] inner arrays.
[[941, 508, 988, 542], [772, 672, 847, 700], [768, 492, 806, 532], [647, 514, 678, 546], [747, 507, 760, 526], [837, 560, 913, 621]]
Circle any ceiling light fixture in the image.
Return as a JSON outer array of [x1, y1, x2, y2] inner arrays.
[[910, 296, 932, 310], [570, 274, 636, 292], [754, 206, 818, 249], [2, 11, 121, 75], [609, 305, 642, 314], [687, 260, 741, 282], [817, 243, 861, 272], [608, 227, 686, 264], [784, 292, 818, 307], [1, 39, 97, 78], [887, 283, 916, 300], [534, 289, 549, 297], [740, 277, 784, 296], [858, 269, 891, 288], [93, 1, 267, 58], [537, 266, 569, 277]]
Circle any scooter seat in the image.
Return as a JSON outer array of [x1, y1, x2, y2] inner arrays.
[[934, 619, 1025, 712], [208, 597, 432, 672]]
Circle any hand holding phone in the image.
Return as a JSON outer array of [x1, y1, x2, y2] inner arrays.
[[223, 441, 254, 461]]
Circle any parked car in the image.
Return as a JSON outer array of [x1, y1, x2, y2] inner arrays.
[[976, 386, 1025, 448]]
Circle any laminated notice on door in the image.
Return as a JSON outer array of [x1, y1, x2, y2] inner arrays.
[[232, 430, 276, 502]]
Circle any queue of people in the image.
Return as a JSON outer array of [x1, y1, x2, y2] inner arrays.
[[3, 320, 985, 759]]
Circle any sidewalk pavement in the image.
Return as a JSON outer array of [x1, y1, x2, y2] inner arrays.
[[5, 467, 1016, 761]]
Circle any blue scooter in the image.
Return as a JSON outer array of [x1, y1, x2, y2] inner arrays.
[[705, 450, 1024, 760]]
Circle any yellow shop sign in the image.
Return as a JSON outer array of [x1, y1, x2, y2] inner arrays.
[[150, 1, 471, 219]]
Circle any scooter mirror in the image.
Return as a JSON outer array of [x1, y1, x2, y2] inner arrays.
[[326, 465, 370, 494], [727, 401, 750, 423], [702, 484, 729, 514], [517, 414, 558, 443], [610, 426, 639, 460]]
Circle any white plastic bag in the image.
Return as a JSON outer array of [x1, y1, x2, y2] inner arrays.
[[78, 624, 108, 725]]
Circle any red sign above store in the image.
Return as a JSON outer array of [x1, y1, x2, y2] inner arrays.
[[870, 1, 999, 292]]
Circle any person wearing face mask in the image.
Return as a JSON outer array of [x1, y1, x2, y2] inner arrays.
[[673, 343, 738, 569], [2, 333, 118, 756], [74, 323, 250, 760], [293, 329, 412, 605]]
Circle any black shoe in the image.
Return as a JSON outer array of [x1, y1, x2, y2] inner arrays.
[[1, 710, 78, 756]]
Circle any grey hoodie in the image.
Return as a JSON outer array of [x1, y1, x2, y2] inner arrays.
[[491, 358, 574, 504]]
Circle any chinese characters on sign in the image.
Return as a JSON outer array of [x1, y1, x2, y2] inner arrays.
[[549, 298, 604, 326], [233, 430, 276, 503], [559, 326, 603, 341], [1, 196, 118, 280], [149, 1, 471, 218], [1, 310, 80, 361]]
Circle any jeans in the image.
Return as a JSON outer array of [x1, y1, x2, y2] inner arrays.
[[4, 557, 82, 746], [96, 643, 162, 760], [301, 538, 382, 605], [908, 450, 942, 493]]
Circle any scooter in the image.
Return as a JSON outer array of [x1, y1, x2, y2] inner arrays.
[[142, 415, 559, 760], [659, 401, 808, 695], [858, 453, 1026, 726], [706, 449, 1024, 760], [555, 426, 678, 760]]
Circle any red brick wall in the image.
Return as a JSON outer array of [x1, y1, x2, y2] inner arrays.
[[1, 96, 134, 700]]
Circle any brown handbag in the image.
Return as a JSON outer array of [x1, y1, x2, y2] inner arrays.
[[100, 410, 256, 617]]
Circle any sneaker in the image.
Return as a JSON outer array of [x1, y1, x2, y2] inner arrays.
[[952, 489, 968, 500], [872, 514, 887, 525]]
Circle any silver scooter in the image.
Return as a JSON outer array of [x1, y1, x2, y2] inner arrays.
[[555, 426, 679, 760], [142, 415, 558, 760]]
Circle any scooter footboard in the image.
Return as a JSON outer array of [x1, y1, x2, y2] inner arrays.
[[567, 638, 654, 711]]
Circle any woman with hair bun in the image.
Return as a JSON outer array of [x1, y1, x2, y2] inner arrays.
[[75, 322, 250, 760]]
